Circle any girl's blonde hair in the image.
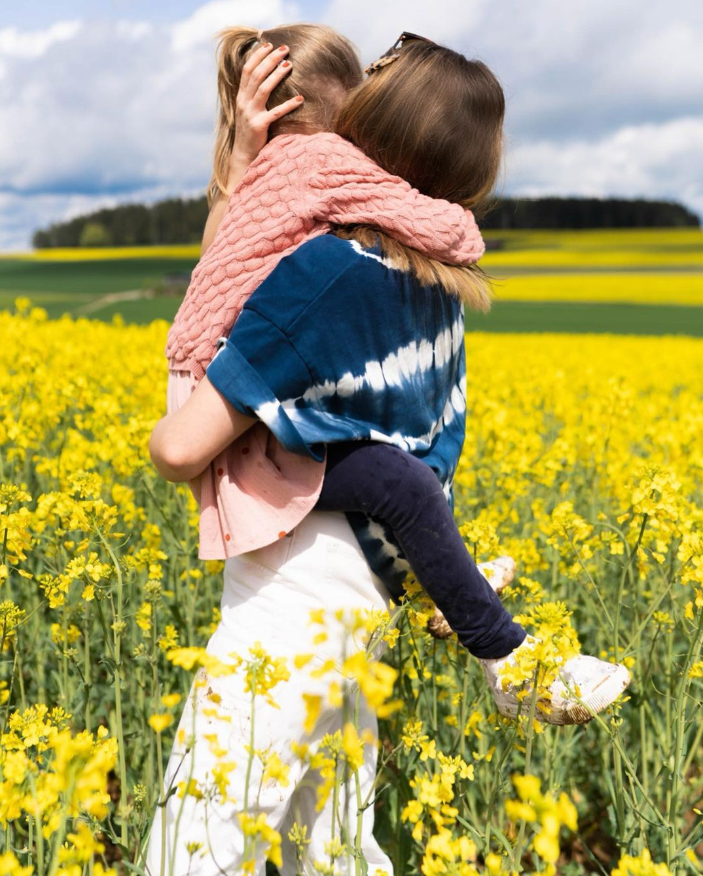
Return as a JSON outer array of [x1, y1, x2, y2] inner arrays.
[[207, 23, 362, 208], [207, 27, 503, 310]]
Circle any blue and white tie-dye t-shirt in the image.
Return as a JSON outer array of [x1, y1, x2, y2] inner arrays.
[[206, 233, 467, 596]]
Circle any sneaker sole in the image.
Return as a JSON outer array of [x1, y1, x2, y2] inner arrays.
[[562, 663, 632, 725], [494, 663, 632, 726], [478, 556, 517, 595]]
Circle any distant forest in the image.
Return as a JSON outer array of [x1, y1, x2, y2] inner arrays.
[[32, 194, 700, 249]]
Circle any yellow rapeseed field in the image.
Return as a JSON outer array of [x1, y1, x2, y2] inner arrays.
[[1, 299, 702, 876], [481, 228, 703, 270], [491, 273, 703, 306]]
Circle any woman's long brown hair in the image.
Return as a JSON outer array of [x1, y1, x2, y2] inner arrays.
[[334, 41, 506, 311]]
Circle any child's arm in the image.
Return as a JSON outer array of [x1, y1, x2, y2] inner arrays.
[[201, 42, 304, 255], [314, 440, 526, 660], [307, 137, 485, 266]]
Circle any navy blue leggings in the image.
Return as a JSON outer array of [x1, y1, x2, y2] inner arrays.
[[313, 441, 526, 660]]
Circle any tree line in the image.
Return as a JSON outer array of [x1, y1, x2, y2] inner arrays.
[[32, 194, 700, 248], [479, 196, 700, 230]]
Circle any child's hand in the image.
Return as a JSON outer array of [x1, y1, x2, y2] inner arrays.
[[229, 41, 304, 177]]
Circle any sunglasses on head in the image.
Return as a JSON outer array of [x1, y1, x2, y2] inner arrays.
[[364, 32, 435, 75]]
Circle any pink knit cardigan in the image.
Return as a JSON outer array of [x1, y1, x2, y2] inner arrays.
[[165, 132, 485, 559]]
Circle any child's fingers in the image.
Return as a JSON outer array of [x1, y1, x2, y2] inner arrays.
[[264, 94, 305, 124], [244, 44, 290, 94], [239, 42, 276, 92], [251, 59, 293, 108]]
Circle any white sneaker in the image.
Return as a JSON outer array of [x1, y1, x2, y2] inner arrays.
[[480, 639, 631, 725], [477, 555, 517, 594], [426, 555, 517, 640]]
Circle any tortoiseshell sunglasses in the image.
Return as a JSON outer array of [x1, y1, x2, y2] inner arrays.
[[364, 32, 435, 75]]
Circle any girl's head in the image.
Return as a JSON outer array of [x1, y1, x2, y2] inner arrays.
[[336, 36, 505, 214], [209, 23, 362, 203]]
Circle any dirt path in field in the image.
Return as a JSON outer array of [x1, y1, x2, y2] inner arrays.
[[73, 288, 156, 314]]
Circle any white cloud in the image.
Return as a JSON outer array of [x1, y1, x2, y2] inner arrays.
[[324, 0, 703, 138], [170, 0, 300, 51], [507, 116, 703, 217], [322, 0, 487, 60], [0, 20, 83, 59], [0, 0, 300, 251], [0, 0, 701, 251], [323, 0, 703, 216]]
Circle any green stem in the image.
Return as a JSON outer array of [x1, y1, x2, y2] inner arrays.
[[666, 606, 703, 871], [150, 621, 166, 876], [97, 526, 129, 849], [614, 513, 648, 663], [243, 685, 257, 812], [510, 668, 541, 873], [84, 601, 91, 733]]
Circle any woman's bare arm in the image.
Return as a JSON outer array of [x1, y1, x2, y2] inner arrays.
[[200, 41, 304, 255], [149, 376, 256, 482]]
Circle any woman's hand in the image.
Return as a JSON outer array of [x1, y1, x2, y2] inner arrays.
[[149, 376, 256, 482], [228, 41, 305, 187]]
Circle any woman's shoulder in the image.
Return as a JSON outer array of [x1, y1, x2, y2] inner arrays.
[[245, 234, 404, 328], [280, 233, 398, 285]]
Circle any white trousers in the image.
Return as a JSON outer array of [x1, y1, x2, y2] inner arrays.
[[143, 511, 396, 876]]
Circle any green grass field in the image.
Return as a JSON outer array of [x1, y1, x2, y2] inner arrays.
[[1, 228, 701, 333]]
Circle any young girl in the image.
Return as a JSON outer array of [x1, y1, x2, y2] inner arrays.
[[164, 24, 629, 722], [147, 28, 631, 875]]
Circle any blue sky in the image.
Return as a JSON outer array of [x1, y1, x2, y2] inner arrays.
[[1, 0, 702, 251]]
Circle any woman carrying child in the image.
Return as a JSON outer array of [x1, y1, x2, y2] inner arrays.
[[145, 24, 630, 876]]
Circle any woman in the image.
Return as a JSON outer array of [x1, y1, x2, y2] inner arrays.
[[144, 29, 627, 876]]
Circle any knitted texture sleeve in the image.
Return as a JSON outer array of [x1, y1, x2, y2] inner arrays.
[[305, 135, 485, 266], [164, 131, 485, 380]]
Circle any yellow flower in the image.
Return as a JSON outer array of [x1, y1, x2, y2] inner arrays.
[[327, 679, 343, 706], [463, 711, 483, 740], [238, 811, 282, 868], [260, 750, 290, 787], [341, 722, 365, 772], [178, 778, 204, 800], [293, 653, 314, 669], [148, 714, 174, 733], [485, 852, 505, 875], [401, 719, 428, 752], [302, 693, 322, 734], [0, 851, 34, 876], [611, 848, 673, 876], [419, 738, 436, 761], [242, 642, 290, 707], [158, 625, 179, 651], [341, 651, 402, 716], [135, 602, 152, 632], [504, 774, 578, 867]]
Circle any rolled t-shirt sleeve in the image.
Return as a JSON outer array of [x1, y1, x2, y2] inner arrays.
[[205, 307, 325, 461]]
